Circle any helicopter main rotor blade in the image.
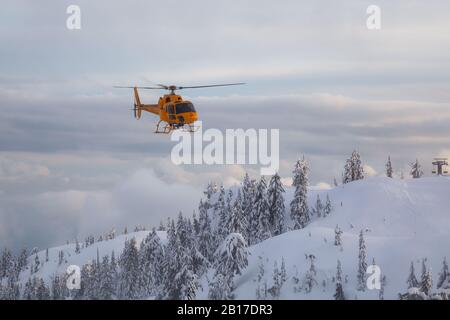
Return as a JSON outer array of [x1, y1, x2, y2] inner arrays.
[[113, 86, 163, 89], [178, 83, 245, 89]]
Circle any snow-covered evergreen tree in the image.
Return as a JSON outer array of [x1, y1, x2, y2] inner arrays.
[[303, 254, 317, 293], [98, 255, 115, 299], [267, 173, 286, 236], [210, 233, 249, 300], [379, 274, 386, 300], [0, 248, 13, 278], [280, 258, 287, 286], [118, 238, 140, 299], [334, 260, 345, 300], [215, 233, 249, 277], [334, 225, 343, 247], [51, 274, 64, 300], [407, 261, 419, 289], [198, 200, 215, 262], [139, 229, 165, 297], [323, 194, 332, 217], [386, 156, 393, 178], [208, 272, 232, 300], [204, 182, 218, 209], [242, 173, 256, 242], [268, 260, 281, 299], [420, 259, 433, 295], [33, 253, 40, 273], [215, 185, 227, 245], [161, 218, 198, 300], [255, 256, 267, 300], [75, 238, 81, 254], [250, 177, 271, 244], [357, 230, 367, 291], [343, 150, 364, 184], [290, 157, 310, 229], [437, 257, 449, 289], [410, 159, 423, 179], [226, 189, 247, 235], [312, 195, 324, 218]]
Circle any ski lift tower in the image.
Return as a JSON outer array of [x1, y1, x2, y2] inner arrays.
[[432, 158, 448, 175]]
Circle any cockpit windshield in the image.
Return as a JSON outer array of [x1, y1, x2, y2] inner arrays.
[[175, 102, 196, 114]]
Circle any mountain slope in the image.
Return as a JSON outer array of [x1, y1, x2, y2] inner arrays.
[[21, 176, 450, 299]]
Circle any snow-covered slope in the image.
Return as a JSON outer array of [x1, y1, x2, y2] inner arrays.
[[22, 176, 450, 299]]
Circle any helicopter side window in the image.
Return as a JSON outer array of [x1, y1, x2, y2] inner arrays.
[[167, 104, 176, 120]]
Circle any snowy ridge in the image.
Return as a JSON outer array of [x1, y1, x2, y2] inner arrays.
[[14, 176, 450, 299]]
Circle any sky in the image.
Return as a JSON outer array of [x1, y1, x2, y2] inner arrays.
[[1, 0, 450, 251]]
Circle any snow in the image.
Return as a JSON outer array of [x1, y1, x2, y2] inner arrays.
[[19, 176, 450, 299]]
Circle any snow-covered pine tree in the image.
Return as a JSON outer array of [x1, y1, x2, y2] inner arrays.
[[204, 182, 218, 210], [303, 254, 317, 293], [410, 159, 423, 179], [343, 150, 364, 184], [268, 260, 281, 299], [255, 256, 267, 300], [98, 255, 115, 299], [334, 225, 343, 247], [198, 200, 215, 262], [75, 238, 81, 254], [267, 173, 286, 236], [357, 230, 368, 291], [280, 258, 287, 286], [334, 260, 345, 300], [33, 253, 40, 273], [323, 194, 332, 217], [242, 173, 256, 242], [51, 274, 63, 300], [215, 233, 249, 277], [226, 189, 247, 235], [312, 195, 324, 218], [290, 157, 310, 229], [407, 261, 419, 289], [161, 219, 198, 300], [420, 259, 433, 295], [251, 177, 271, 244], [139, 229, 165, 298], [0, 248, 13, 278], [208, 272, 232, 300], [386, 156, 393, 178], [210, 233, 249, 300], [215, 185, 227, 245], [36, 277, 51, 300], [437, 257, 450, 289], [333, 178, 339, 187], [118, 238, 140, 299], [17, 249, 28, 273], [192, 211, 200, 238], [379, 274, 386, 300]]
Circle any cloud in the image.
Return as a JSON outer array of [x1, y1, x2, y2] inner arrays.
[[2, 0, 450, 250], [0, 168, 202, 251]]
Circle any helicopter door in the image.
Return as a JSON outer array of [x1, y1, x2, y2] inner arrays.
[[167, 104, 176, 120]]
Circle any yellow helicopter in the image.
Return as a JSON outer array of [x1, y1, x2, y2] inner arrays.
[[114, 83, 245, 134]]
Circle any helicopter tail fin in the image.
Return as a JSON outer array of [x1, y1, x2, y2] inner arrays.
[[133, 87, 143, 119]]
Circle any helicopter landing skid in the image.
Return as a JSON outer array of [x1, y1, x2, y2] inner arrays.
[[154, 121, 200, 134]]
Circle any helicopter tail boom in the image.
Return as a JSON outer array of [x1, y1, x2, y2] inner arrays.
[[132, 87, 159, 119]]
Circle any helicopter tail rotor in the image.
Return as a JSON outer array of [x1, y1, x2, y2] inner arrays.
[[133, 87, 142, 120]]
